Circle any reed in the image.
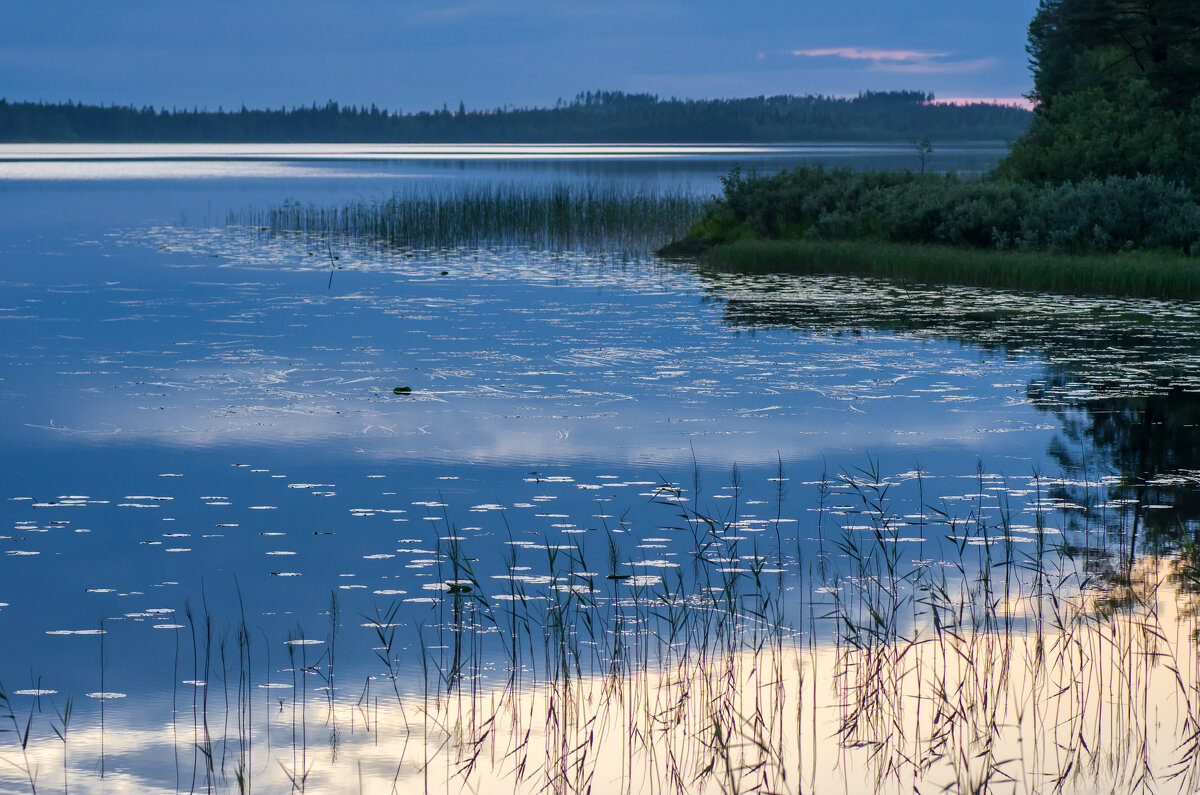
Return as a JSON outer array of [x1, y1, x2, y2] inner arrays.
[[0, 680, 38, 794], [48, 695, 70, 795], [5, 461, 1200, 794], [698, 238, 1200, 299], [231, 183, 706, 257]]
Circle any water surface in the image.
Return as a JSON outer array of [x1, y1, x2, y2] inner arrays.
[[2, 143, 1197, 794]]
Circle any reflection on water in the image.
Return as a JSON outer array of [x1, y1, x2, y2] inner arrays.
[[0, 142, 1007, 200], [705, 270, 1200, 565], [8, 148, 1200, 793], [4, 502, 1199, 793], [0, 141, 1010, 163]]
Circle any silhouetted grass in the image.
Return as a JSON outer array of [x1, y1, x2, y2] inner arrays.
[[6, 462, 1200, 794]]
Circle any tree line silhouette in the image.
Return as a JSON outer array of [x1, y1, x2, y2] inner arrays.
[[0, 90, 1030, 143]]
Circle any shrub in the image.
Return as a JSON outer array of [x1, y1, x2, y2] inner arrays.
[[696, 166, 1200, 255]]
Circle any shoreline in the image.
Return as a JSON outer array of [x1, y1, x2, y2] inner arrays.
[[669, 238, 1200, 300]]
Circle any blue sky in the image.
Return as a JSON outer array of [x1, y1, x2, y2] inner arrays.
[[3, 1, 1040, 110]]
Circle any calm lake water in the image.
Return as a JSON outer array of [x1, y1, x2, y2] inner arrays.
[[3, 143, 1199, 794]]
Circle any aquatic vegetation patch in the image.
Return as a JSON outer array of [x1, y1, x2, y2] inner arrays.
[[5, 462, 1200, 793], [701, 238, 1200, 299], [232, 183, 706, 257]]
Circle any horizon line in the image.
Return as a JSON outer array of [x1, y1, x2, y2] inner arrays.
[[1, 91, 1034, 115]]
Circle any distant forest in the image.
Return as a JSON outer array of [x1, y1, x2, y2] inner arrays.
[[0, 91, 1030, 143]]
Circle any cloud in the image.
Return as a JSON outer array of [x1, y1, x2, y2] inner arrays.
[[876, 57, 998, 75], [787, 47, 998, 76], [789, 47, 949, 62]]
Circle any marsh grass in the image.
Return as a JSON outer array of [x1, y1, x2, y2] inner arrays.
[[699, 239, 1200, 299], [5, 465, 1200, 794], [232, 184, 706, 257], [0, 681, 39, 794], [341, 466, 1200, 794]]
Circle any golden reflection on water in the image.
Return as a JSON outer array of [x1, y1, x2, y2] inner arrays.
[[5, 557, 1200, 794]]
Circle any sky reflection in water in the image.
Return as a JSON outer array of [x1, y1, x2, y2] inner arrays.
[[2, 145, 1198, 793]]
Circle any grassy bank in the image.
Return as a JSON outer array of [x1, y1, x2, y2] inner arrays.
[[693, 238, 1200, 299]]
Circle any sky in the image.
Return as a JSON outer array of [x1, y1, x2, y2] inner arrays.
[[2, 1, 1041, 111]]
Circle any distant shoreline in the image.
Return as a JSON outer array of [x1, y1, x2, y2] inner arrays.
[[0, 91, 1031, 144]]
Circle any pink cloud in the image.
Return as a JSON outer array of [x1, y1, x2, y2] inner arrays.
[[787, 47, 1003, 76], [789, 47, 949, 62]]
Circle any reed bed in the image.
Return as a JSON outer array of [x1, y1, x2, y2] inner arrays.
[[3, 467, 1199, 794], [231, 184, 707, 256], [699, 239, 1200, 300]]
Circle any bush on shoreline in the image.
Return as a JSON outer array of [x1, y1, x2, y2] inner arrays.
[[682, 166, 1200, 256]]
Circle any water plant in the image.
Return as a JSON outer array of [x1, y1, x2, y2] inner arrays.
[[699, 238, 1200, 300], [5, 461, 1200, 794], [0, 680, 39, 794], [231, 183, 706, 257]]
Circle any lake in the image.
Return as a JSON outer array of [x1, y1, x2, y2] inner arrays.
[[3, 143, 1199, 794]]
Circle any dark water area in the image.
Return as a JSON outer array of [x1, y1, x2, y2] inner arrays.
[[2, 143, 1196, 793]]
